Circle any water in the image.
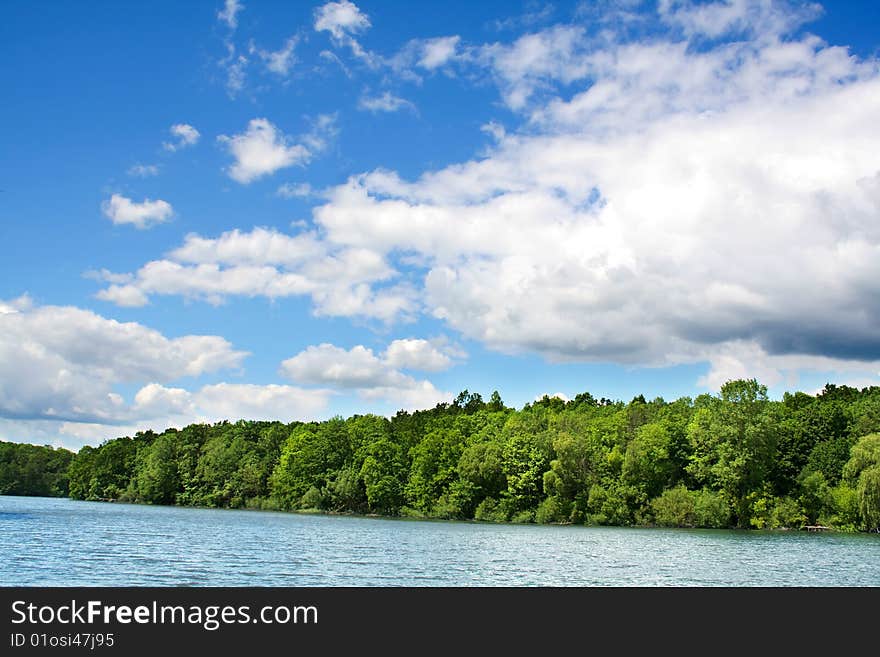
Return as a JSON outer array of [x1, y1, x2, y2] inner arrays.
[[1, 496, 877, 586]]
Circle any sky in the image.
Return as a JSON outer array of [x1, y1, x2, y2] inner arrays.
[[1, 0, 879, 449]]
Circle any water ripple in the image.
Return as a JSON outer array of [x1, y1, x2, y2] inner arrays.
[[1, 496, 878, 586]]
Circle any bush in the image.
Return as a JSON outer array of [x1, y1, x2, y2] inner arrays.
[[651, 486, 695, 527], [432, 480, 478, 519], [651, 486, 730, 528], [299, 486, 327, 510], [474, 497, 507, 522], [798, 471, 831, 524], [820, 484, 860, 531], [510, 510, 534, 524], [768, 497, 806, 529], [857, 466, 880, 531], [535, 496, 569, 524], [693, 489, 729, 528]]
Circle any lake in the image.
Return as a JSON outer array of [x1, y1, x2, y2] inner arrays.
[[1, 495, 877, 586]]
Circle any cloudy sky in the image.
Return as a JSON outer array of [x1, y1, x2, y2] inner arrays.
[[2, 0, 879, 449]]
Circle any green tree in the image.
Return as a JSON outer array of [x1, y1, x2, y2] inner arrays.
[[270, 419, 350, 509], [686, 379, 779, 527], [360, 437, 406, 514], [132, 433, 180, 504], [842, 434, 880, 530]]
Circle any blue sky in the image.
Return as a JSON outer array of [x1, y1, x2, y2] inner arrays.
[[2, 0, 879, 449]]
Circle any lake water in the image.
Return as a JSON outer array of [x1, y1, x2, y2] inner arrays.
[[1, 496, 877, 586]]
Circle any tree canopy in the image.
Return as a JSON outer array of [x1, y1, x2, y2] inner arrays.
[[4, 381, 880, 532]]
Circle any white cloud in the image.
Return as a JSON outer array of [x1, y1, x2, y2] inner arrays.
[[83, 269, 133, 285], [223, 48, 248, 97], [384, 338, 453, 371], [492, 4, 555, 31], [0, 296, 339, 448], [357, 91, 415, 113], [0, 380, 332, 449], [280, 341, 453, 410], [170, 226, 324, 266], [277, 182, 313, 198], [163, 123, 201, 152], [658, 0, 822, 39], [127, 163, 159, 177], [476, 25, 593, 110], [101, 194, 173, 229], [133, 382, 330, 424], [218, 0, 243, 29], [698, 341, 880, 392], [356, 380, 450, 412], [306, 6, 880, 384], [218, 118, 310, 184], [300, 113, 339, 153], [314, 0, 370, 40], [0, 298, 247, 425], [387, 36, 463, 80], [418, 36, 461, 69], [280, 339, 456, 386], [95, 284, 150, 307], [281, 343, 403, 388], [132, 382, 195, 418], [88, 2, 880, 392], [93, 227, 412, 321], [0, 294, 32, 314], [314, 0, 376, 64], [258, 36, 298, 76]]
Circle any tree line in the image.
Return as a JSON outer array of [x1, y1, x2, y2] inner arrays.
[[2, 380, 880, 531]]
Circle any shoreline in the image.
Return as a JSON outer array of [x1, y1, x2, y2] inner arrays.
[[1, 494, 860, 534]]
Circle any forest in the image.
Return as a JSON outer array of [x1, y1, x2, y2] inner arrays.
[[2, 379, 880, 532]]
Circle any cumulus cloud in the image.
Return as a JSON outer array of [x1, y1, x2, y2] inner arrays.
[[163, 123, 201, 152], [0, 297, 338, 447], [314, 0, 376, 64], [101, 194, 173, 229], [0, 294, 33, 315], [281, 344, 402, 388], [218, 0, 243, 29], [383, 338, 454, 372], [280, 340, 455, 410], [93, 227, 412, 321], [357, 91, 415, 113], [698, 341, 880, 392], [314, 0, 370, 40], [95, 284, 150, 308], [356, 381, 452, 412], [218, 118, 310, 184], [0, 381, 331, 449], [88, 1, 880, 391], [307, 2, 880, 387], [0, 298, 247, 425], [133, 382, 329, 425]]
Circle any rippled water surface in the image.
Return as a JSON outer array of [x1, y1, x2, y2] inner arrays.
[[2, 496, 878, 586]]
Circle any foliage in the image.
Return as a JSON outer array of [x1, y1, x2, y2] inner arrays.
[[7, 382, 880, 533], [0, 442, 73, 497]]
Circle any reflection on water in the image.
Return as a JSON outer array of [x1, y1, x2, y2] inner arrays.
[[1, 495, 878, 586]]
